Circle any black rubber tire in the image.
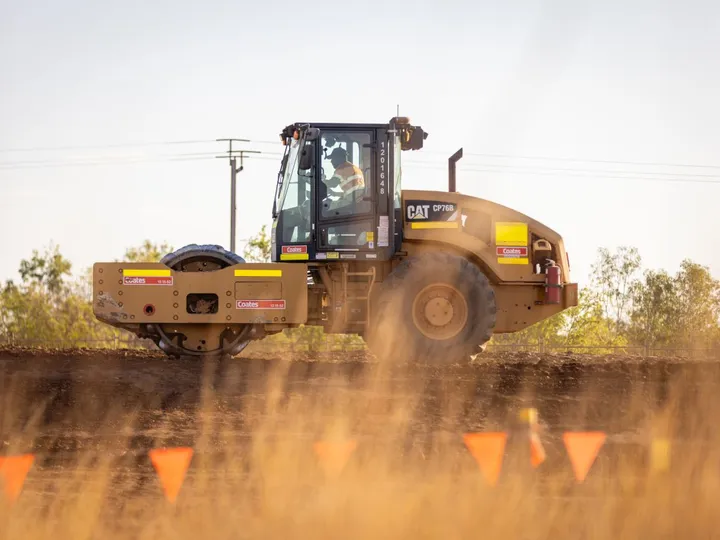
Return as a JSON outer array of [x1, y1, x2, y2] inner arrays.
[[160, 243, 245, 270], [149, 244, 251, 358], [366, 251, 497, 365]]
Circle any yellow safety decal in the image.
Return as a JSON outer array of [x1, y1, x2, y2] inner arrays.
[[122, 269, 172, 277], [280, 253, 309, 261], [234, 269, 283, 277], [410, 221, 460, 229], [495, 222, 528, 246], [366, 231, 375, 241], [498, 258, 529, 265], [327, 252, 339, 259]]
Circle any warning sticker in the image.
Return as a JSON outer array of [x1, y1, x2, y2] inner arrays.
[[123, 276, 174, 286], [498, 258, 529, 265], [378, 216, 389, 247], [495, 222, 528, 246], [496, 246, 528, 258], [236, 300, 286, 310]]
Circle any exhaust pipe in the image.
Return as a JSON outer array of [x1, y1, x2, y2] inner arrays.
[[448, 148, 463, 192]]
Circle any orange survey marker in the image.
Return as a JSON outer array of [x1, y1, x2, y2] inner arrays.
[[518, 408, 546, 468], [530, 432, 546, 468], [463, 432, 507, 486], [149, 447, 194, 503], [313, 440, 357, 478], [0, 453, 35, 504], [650, 438, 671, 472], [563, 432, 606, 482]]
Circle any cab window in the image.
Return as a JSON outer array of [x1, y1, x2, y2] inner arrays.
[[279, 139, 313, 243], [319, 131, 372, 219]]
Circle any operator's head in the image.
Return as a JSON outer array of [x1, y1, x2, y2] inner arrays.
[[328, 147, 348, 168]]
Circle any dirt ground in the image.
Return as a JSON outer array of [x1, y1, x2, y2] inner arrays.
[[2, 346, 720, 538]]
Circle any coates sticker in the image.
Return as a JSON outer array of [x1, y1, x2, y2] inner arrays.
[[282, 245, 307, 254], [496, 246, 528, 258], [405, 200, 457, 222], [123, 276, 174, 286], [236, 300, 286, 310]]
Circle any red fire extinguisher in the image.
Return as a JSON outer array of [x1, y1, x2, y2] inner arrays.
[[544, 260, 561, 305]]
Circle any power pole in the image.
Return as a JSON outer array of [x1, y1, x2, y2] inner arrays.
[[216, 139, 260, 253]]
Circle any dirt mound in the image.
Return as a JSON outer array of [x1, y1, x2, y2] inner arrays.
[[1, 346, 717, 453], [2, 347, 720, 537]]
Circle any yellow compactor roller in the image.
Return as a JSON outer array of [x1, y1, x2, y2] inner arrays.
[[92, 117, 578, 363]]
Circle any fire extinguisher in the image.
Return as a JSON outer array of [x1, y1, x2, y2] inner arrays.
[[544, 259, 561, 305]]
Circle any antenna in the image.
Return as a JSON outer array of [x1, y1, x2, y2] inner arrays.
[[216, 138, 261, 253]]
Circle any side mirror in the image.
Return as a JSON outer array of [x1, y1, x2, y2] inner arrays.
[[298, 143, 315, 170]]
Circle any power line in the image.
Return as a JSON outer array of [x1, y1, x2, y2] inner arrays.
[[5, 135, 720, 172], [1, 138, 719, 186], [0, 139, 218, 153], [246, 137, 720, 172], [0, 154, 220, 170], [0, 151, 220, 168], [417, 148, 720, 171], [244, 152, 720, 184], [4, 134, 720, 172], [402, 156, 720, 181], [402, 161, 720, 185]]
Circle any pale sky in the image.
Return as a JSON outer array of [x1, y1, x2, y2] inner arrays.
[[2, 0, 719, 289]]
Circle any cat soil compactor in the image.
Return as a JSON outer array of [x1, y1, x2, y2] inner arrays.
[[92, 117, 578, 363]]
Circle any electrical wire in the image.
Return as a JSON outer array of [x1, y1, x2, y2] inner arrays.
[[416, 148, 720, 171], [1, 138, 719, 185], [400, 157, 720, 184], [0, 154, 219, 170], [0, 139, 218, 153], [401, 162, 720, 185]]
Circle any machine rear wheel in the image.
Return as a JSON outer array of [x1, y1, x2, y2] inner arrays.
[[367, 251, 496, 364], [146, 244, 252, 358]]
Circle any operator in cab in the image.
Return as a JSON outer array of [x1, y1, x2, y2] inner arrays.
[[322, 147, 366, 215]]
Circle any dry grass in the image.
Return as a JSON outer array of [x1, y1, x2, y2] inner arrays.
[[2, 353, 720, 540]]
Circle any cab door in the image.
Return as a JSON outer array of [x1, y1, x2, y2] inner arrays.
[[314, 127, 390, 262], [272, 137, 315, 262]]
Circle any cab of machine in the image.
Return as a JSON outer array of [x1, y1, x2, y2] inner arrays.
[[271, 119, 425, 264]]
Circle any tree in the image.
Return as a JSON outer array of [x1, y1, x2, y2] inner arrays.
[[0, 244, 121, 346], [674, 259, 720, 347], [243, 225, 271, 262], [490, 247, 640, 351], [17, 243, 72, 297], [589, 246, 642, 335], [0, 240, 181, 347], [488, 310, 568, 349], [627, 269, 679, 351]]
